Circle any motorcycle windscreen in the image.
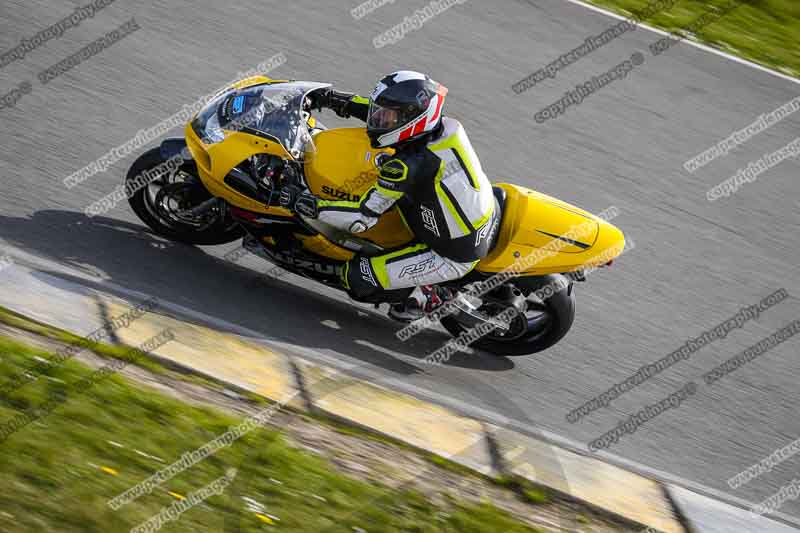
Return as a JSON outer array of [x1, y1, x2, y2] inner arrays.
[[191, 81, 329, 160]]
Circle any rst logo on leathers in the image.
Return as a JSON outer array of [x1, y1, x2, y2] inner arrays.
[[420, 205, 440, 237], [475, 215, 498, 247], [399, 257, 436, 279], [360, 257, 378, 287]]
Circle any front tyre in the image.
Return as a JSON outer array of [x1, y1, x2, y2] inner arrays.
[[126, 148, 244, 245], [440, 274, 576, 356]]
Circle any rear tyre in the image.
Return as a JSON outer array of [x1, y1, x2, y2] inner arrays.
[[440, 274, 576, 356], [126, 148, 244, 245]]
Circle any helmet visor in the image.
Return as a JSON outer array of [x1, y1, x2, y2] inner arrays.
[[367, 100, 421, 132], [367, 102, 401, 130]]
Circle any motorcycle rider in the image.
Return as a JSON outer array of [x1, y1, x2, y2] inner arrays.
[[280, 71, 499, 319]]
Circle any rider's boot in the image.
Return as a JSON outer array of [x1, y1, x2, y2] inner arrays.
[[388, 285, 452, 322]]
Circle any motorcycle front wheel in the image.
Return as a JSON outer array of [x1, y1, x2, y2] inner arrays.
[[126, 148, 244, 246]]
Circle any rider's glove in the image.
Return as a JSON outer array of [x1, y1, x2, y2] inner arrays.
[[307, 89, 354, 118], [348, 220, 368, 234], [306, 89, 329, 112], [279, 185, 318, 219]]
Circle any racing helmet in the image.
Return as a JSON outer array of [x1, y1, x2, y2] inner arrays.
[[366, 71, 448, 148]]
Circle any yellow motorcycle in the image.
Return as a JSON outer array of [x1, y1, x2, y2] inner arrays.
[[126, 76, 626, 355]]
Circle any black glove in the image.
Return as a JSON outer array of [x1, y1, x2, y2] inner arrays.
[[306, 89, 330, 112], [307, 89, 354, 118], [279, 185, 318, 218]]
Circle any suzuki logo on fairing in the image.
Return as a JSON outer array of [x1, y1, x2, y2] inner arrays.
[[322, 185, 360, 202], [271, 252, 336, 275], [399, 257, 436, 279]]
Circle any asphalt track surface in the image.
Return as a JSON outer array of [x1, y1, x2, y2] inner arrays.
[[1, 0, 799, 523]]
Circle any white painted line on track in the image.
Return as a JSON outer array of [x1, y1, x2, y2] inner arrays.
[[560, 0, 800, 87]]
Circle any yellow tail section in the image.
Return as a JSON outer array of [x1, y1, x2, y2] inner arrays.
[[477, 184, 625, 275]]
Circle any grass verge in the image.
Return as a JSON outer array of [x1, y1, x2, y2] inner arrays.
[[0, 306, 516, 486], [0, 306, 270, 405], [0, 333, 546, 532], [586, 0, 800, 78]]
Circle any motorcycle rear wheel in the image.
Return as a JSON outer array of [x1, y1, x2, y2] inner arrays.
[[440, 274, 576, 356], [127, 148, 244, 246]]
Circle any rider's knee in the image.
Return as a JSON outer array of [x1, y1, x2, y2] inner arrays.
[[443, 257, 479, 279], [342, 255, 411, 303]]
